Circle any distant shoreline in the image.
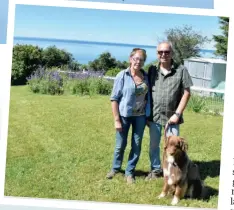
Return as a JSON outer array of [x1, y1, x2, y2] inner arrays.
[[14, 36, 156, 49], [14, 36, 215, 52]]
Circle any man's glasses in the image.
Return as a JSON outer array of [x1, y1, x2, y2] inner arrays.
[[158, 50, 171, 55], [132, 57, 145, 63]]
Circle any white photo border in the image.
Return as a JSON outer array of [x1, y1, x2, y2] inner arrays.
[[0, 1, 233, 210]]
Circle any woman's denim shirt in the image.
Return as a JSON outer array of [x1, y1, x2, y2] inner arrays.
[[110, 67, 151, 117]]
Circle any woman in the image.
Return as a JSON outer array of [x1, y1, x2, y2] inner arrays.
[[106, 48, 151, 184]]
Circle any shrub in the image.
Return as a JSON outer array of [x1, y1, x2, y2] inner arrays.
[[27, 77, 41, 93], [89, 78, 113, 95], [27, 68, 64, 95], [65, 77, 113, 96], [99, 79, 113, 95], [187, 94, 206, 113], [12, 44, 43, 85], [39, 78, 63, 95], [27, 66, 113, 96], [105, 67, 121, 77], [68, 79, 90, 96]]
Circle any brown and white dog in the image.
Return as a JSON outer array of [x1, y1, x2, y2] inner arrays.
[[158, 133, 205, 205]]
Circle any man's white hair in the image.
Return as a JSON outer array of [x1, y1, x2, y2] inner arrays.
[[157, 41, 173, 53]]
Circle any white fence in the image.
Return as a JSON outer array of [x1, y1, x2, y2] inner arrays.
[[189, 86, 224, 115]]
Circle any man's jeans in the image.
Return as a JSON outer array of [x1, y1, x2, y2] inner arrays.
[[112, 115, 146, 176], [149, 122, 179, 172]]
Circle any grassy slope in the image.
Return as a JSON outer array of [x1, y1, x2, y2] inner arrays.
[[5, 86, 223, 208]]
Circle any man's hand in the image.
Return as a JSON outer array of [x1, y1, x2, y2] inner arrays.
[[168, 114, 180, 124]]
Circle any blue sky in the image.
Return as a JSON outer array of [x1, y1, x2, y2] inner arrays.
[[1, 0, 214, 44], [14, 5, 222, 50], [79, 0, 213, 9], [0, 0, 9, 44]]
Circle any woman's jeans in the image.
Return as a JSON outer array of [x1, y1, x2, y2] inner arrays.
[[111, 115, 146, 176], [149, 122, 179, 172]]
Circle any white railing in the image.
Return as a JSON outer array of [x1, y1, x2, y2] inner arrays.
[[189, 86, 224, 115]]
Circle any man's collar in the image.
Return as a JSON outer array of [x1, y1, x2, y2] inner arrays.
[[160, 67, 171, 76], [157, 59, 178, 72]]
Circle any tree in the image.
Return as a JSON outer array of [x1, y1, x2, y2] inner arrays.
[[68, 61, 81, 71], [11, 44, 79, 85], [165, 25, 210, 65], [12, 44, 43, 85], [213, 17, 229, 60], [88, 52, 117, 72], [42, 45, 74, 68], [115, 60, 129, 69]]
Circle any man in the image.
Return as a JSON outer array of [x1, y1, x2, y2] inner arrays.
[[145, 41, 193, 180]]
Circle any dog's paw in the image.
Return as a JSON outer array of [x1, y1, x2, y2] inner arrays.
[[157, 192, 166, 199], [171, 196, 179, 205], [168, 178, 173, 185]]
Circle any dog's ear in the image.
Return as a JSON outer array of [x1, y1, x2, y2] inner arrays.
[[179, 137, 188, 152]]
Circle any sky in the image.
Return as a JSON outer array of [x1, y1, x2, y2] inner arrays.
[[14, 4, 222, 50], [1, 0, 214, 44], [79, 0, 214, 9], [0, 0, 9, 44]]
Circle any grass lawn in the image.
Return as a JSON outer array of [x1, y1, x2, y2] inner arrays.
[[5, 86, 223, 208]]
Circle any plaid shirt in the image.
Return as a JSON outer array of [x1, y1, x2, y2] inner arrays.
[[147, 61, 193, 126]]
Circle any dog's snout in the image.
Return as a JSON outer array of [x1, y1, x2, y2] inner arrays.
[[167, 146, 176, 155]]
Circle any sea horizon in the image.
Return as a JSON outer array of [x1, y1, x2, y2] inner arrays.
[[14, 36, 215, 52], [14, 36, 217, 65]]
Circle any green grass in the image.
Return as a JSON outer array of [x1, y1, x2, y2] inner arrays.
[[5, 86, 223, 208]]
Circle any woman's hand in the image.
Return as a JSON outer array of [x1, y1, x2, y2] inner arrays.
[[146, 120, 150, 127], [115, 119, 122, 132]]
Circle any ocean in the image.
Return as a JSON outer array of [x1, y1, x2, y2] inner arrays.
[[14, 37, 216, 65]]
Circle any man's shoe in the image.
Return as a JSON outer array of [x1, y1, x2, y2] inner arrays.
[[125, 175, 135, 184], [145, 170, 163, 181], [106, 170, 118, 179]]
